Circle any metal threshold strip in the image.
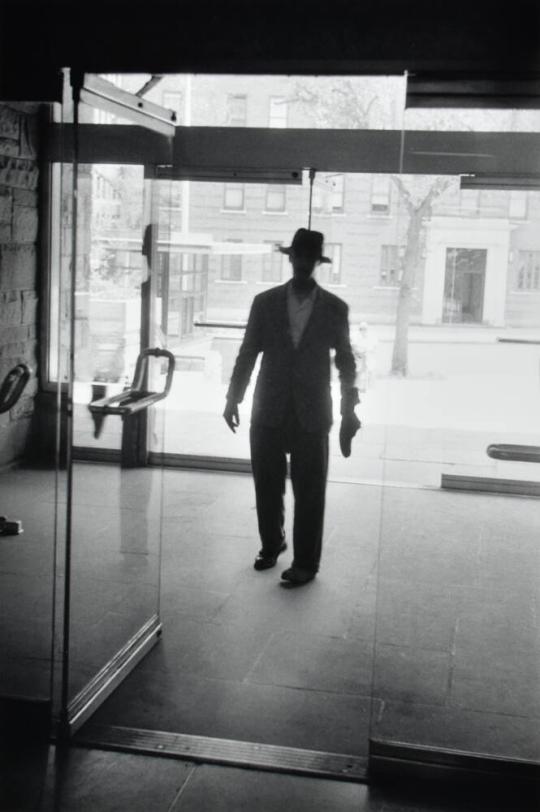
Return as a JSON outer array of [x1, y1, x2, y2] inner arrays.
[[73, 724, 367, 782]]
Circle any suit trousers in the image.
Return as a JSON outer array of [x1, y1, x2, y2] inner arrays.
[[249, 410, 329, 573]]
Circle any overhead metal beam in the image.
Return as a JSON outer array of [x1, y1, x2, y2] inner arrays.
[[45, 123, 540, 179], [407, 77, 540, 109], [173, 127, 540, 177], [46, 124, 173, 165]]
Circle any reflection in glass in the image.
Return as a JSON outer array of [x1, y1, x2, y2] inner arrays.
[[369, 109, 540, 763]]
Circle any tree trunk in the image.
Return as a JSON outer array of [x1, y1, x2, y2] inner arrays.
[[391, 283, 412, 376], [391, 208, 422, 376]]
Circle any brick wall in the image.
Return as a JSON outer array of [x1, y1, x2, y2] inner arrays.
[[0, 103, 41, 466]]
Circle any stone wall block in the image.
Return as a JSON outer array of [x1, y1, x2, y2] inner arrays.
[[21, 291, 38, 325], [0, 416, 31, 466], [0, 245, 37, 290], [0, 290, 22, 323], [13, 188, 38, 208], [0, 156, 39, 190], [9, 394, 34, 420], [0, 341, 37, 368], [12, 205, 38, 243], [0, 138, 19, 157], [0, 106, 40, 467], [19, 113, 39, 159], [0, 325, 30, 346], [0, 106, 20, 140], [0, 190, 12, 222]]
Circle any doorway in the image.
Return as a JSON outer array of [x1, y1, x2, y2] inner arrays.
[[51, 71, 540, 773], [443, 247, 487, 323]]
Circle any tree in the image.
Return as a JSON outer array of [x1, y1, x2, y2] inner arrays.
[[389, 176, 451, 375], [288, 77, 485, 376]]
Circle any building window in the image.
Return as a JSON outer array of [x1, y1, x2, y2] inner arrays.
[[318, 244, 342, 285], [269, 96, 288, 128], [380, 244, 404, 285], [223, 183, 245, 211], [516, 251, 540, 291], [311, 174, 345, 214], [265, 185, 287, 212], [330, 175, 345, 212], [509, 191, 528, 220], [371, 176, 391, 213], [221, 241, 243, 281], [158, 181, 182, 230], [162, 91, 183, 122], [262, 241, 286, 282], [226, 94, 247, 125]]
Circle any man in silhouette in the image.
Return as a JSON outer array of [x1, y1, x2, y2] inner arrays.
[[223, 228, 360, 586]]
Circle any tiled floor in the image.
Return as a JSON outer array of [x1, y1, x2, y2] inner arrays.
[[1, 463, 540, 769], [2, 744, 532, 812]]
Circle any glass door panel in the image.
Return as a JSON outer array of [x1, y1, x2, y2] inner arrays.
[[72, 162, 146, 452], [63, 74, 174, 725], [369, 107, 540, 761], [144, 167, 404, 758]]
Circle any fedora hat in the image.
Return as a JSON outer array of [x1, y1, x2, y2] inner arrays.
[[278, 228, 331, 263]]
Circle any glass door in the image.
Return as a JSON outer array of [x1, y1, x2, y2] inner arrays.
[[58, 73, 175, 732], [369, 103, 540, 764]]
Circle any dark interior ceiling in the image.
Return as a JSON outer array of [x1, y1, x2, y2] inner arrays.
[[1, 0, 540, 101]]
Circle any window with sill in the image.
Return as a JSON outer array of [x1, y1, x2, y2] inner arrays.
[[312, 173, 345, 214], [370, 176, 391, 214], [221, 241, 243, 281], [269, 96, 288, 128], [380, 244, 404, 286], [265, 185, 287, 213], [223, 183, 245, 211], [516, 250, 540, 291], [509, 191, 528, 220], [317, 243, 342, 285], [226, 94, 247, 126], [262, 241, 287, 282]]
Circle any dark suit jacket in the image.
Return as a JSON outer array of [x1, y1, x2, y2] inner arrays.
[[226, 282, 357, 433]]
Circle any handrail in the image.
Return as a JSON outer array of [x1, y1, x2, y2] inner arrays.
[[487, 444, 540, 463], [0, 364, 30, 414], [194, 320, 247, 329], [89, 348, 175, 417], [496, 338, 540, 345]]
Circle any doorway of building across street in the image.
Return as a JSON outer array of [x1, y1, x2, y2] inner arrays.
[[443, 247, 487, 323]]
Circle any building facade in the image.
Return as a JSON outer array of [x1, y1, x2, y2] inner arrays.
[[93, 74, 540, 346]]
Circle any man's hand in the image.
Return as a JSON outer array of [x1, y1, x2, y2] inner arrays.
[[223, 401, 240, 433], [339, 412, 361, 458]]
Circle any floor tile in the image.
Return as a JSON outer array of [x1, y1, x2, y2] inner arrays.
[[39, 746, 194, 812], [170, 764, 368, 812], [451, 647, 540, 717], [373, 700, 540, 762], [247, 630, 373, 695], [143, 617, 273, 682], [88, 666, 372, 755], [374, 580, 458, 651], [373, 645, 450, 705], [213, 574, 362, 638]]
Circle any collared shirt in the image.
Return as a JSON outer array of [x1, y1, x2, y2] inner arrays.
[[286, 280, 318, 348]]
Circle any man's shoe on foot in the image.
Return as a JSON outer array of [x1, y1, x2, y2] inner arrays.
[[254, 541, 287, 571], [280, 566, 316, 585]]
